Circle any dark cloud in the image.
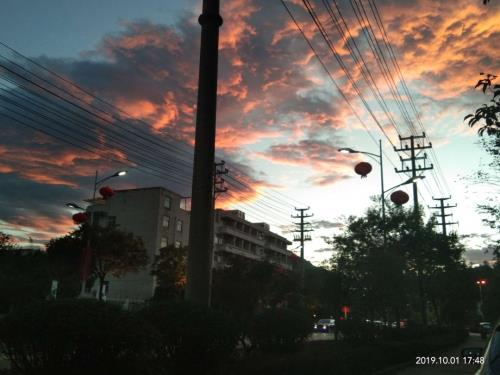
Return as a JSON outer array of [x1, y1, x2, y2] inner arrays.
[[312, 219, 344, 229]]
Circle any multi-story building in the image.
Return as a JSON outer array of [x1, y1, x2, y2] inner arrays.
[[84, 187, 190, 303], [213, 209, 293, 270], [84, 187, 293, 303]]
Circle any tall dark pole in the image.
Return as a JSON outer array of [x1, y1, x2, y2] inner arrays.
[[379, 140, 386, 247], [292, 208, 313, 288], [186, 0, 223, 306]]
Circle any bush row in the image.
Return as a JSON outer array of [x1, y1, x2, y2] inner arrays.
[[221, 328, 469, 375], [0, 300, 310, 375]]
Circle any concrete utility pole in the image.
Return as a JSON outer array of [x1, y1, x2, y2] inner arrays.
[[186, 0, 223, 306], [394, 133, 434, 217], [292, 207, 313, 288], [214, 161, 228, 200], [394, 133, 433, 327], [428, 197, 457, 236]]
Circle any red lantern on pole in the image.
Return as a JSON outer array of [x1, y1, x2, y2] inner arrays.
[[72, 212, 88, 224], [354, 162, 372, 178], [99, 186, 114, 200], [390, 190, 409, 205]]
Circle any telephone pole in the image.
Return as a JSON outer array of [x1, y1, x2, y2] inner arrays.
[[214, 160, 228, 200], [394, 133, 434, 216], [209, 161, 228, 304], [394, 133, 433, 327], [292, 207, 313, 288], [428, 197, 457, 236], [186, 0, 223, 306]]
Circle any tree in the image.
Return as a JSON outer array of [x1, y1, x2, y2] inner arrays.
[[88, 224, 148, 300], [211, 256, 301, 350], [151, 245, 187, 299], [329, 203, 470, 327], [46, 225, 148, 301], [0, 231, 15, 251], [0, 251, 51, 313], [466, 73, 500, 133], [464, 74, 500, 262], [45, 232, 83, 298]]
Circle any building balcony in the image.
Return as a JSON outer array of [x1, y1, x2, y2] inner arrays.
[[265, 242, 289, 254], [215, 243, 263, 261], [216, 225, 265, 245]]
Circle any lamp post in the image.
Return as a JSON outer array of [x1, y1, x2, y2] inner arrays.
[[66, 169, 127, 298], [476, 279, 487, 304], [476, 279, 487, 319], [340, 140, 385, 236], [339, 141, 424, 246]]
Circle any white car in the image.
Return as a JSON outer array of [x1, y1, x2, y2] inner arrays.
[[313, 318, 335, 333]]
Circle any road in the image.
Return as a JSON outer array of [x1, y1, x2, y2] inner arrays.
[[309, 332, 336, 341], [393, 333, 484, 375]]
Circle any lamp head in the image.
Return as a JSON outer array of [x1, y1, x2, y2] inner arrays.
[[338, 147, 357, 154], [65, 202, 84, 210], [115, 170, 127, 177]]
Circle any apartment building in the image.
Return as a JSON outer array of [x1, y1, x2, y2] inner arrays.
[[213, 209, 293, 270], [84, 187, 190, 303], [84, 187, 293, 303]]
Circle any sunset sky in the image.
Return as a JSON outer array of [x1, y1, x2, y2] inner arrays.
[[0, 0, 499, 265]]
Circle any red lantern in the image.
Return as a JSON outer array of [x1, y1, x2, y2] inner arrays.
[[99, 186, 114, 200], [390, 190, 409, 205], [72, 212, 88, 224], [354, 162, 372, 178]]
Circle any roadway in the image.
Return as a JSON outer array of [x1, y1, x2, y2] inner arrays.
[[393, 333, 484, 375]]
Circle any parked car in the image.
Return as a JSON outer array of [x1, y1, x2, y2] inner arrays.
[[480, 322, 494, 340], [313, 318, 335, 333], [462, 322, 500, 374]]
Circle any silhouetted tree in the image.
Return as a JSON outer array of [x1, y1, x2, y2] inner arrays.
[[151, 245, 187, 299], [0, 231, 15, 251], [88, 225, 148, 300]]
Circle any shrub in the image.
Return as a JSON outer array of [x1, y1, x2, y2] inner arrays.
[[336, 319, 376, 341], [0, 299, 156, 375], [249, 308, 311, 353], [138, 300, 238, 375]]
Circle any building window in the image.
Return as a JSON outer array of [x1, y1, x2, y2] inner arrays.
[[176, 219, 183, 232], [175, 240, 181, 248], [164, 196, 171, 209], [162, 215, 170, 228], [160, 237, 168, 248]]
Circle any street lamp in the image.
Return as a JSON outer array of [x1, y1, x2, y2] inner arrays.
[[476, 279, 487, 318], [339, 140, 386, 230], [384, 176, 425, 195], [65, 169, 127, 298], [476, 279, 487, 301], [339, 141, 424, 246], [92, 170, 127, 200], [65, 202, 85, 211]]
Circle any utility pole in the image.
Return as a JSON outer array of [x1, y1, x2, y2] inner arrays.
[[428, 197, 457, 236], [292, 207, 313, 288], [214, 160, 228, 200], [394, 133, 434, 216], [209, 160, 228, 304], [186, 0, 223, 306], [394, 133, 433, 327]]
